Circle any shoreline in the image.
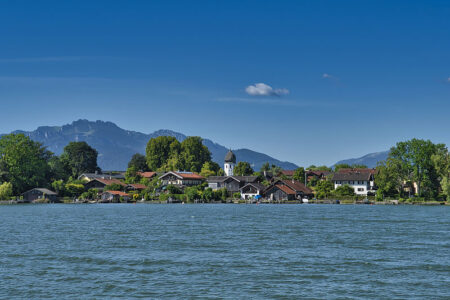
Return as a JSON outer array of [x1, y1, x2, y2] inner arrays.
[[1, 200, 448, 206]]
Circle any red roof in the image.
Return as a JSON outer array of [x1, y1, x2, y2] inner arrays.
[[138, 172, 157, 178], [104, 191, 130, 197], [128, 183, 147, 190], [281, 180, 313, 194], [276, 184, 296, 195], [176, 172, 204, 179], [96, 178, 127, 187], [281, 170, 295, 176]]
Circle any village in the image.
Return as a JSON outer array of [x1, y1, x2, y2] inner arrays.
[[16, 149, 383, 204], [0, 133, 447, 205]]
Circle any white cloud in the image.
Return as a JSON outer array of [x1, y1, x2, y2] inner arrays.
[[447, 77, 450, 83], [245, 83, 289, 96], [322, 73, 337, 79]]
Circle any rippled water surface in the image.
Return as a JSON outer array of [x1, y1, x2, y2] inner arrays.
[[0, 204, 449, 299]]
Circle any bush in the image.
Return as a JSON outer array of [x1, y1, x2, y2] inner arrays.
[[0, 182, 13, 200], [232, 192, 241, 199], [334, 185, 355, 197]]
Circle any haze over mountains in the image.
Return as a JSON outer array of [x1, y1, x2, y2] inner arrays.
[[4, 120, 299, 171]]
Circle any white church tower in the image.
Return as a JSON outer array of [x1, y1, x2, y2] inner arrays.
[[224, 149, 236, 176]]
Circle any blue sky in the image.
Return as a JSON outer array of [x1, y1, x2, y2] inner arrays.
[[0, 0, 449, 166]]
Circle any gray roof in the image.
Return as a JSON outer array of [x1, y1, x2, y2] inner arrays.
[[224, 150, 236, 163], [240, 182, 266, 192], [332, 172, 372, 181], [207, 176, 258, 183], [78, 173, 125, 180], [23, 188, 57, 195]]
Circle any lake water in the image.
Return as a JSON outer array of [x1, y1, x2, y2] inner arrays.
[[0, 204, 449, 299]]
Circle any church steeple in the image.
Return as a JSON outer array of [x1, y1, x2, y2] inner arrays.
[[224, 149, 236, 176]]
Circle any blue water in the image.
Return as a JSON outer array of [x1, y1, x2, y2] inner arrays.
[[0, 204, 449, 299]]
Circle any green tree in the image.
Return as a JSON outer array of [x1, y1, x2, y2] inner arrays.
[[315, 180, 334, 199], [431, 145, 450, 199], [60, 141, 100, 178], [293, 167, 305, 183], [125, 166, 142, 184], [375, 160, 402, 198], [128, 153, 149, 172], [65, 183, 85, 197], [146, 136, 181, 171], [51, 180, 65, 196], [200, 161, 220, 178], [390, 139, 443, 197], [308, 165, 332, 172], [180, 136, 211, 172], [0, 182, 13, 199], [260, 162, 270, 172], [0, 134, 52, 194], [104, 183, 124, 191], [185, 186, 200, 202], [234, 161, 254, 176], [202, 187, 213, 201], [334, 163, 352, 172]]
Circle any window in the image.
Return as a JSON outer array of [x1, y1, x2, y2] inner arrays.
[[357, 188, 364, 192]]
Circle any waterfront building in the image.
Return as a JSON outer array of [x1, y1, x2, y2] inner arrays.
[[240, 182, 266, 200], [84, 178, 127, 191], [331, 171, 376, 195], [21, 188, 58, 203], [158, 171, 204, 187], [207, 175, 259, 193]]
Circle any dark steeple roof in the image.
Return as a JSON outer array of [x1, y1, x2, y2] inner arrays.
[[224, 149, 236, 163]]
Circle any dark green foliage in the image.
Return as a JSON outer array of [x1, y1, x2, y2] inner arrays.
[[293, 167, 305, 183], [104, 183, 124, 191], [60, 141, 100, 178], [0, 133, 52, 194], [315, 180, 334, 199], [166, 184, 182, 194], [334, 163, 367, 172], [146, 136, 181, 171], [128, 153, 149, 172], [180, 137, 211, 173], [234, 161, 254, 176], [334, 185, 355, 197]]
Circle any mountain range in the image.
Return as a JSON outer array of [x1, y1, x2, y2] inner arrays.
[[3, 120, 299, 171], [333, 151, 389, 168]]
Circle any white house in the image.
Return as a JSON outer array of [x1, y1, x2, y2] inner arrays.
[[331, 172, 375, 196], [240, 182, 266, 200]]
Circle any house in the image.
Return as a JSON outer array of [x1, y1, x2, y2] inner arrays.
[[265, 184, 297, 201], [207, 176, 259, 193], [240, 182, 266, 200], [158, 171, 204, 187], [264, 179, 313, 201], [84, 178, 127, 191], [137, 172, 157, 179], [306, 170, 332, 182], [331, 171, 376, 195], [100, 191, 131, 203], [280, 170, 295, 178], [21, 188, 58, 203], [78, 172, 125, 182]]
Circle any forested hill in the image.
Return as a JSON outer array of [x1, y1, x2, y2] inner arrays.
[[3, 119, 298, 171]]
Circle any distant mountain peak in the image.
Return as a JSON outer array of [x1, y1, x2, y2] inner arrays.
[[2, 120, 298, 171], [333, 151, 389, 168]]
